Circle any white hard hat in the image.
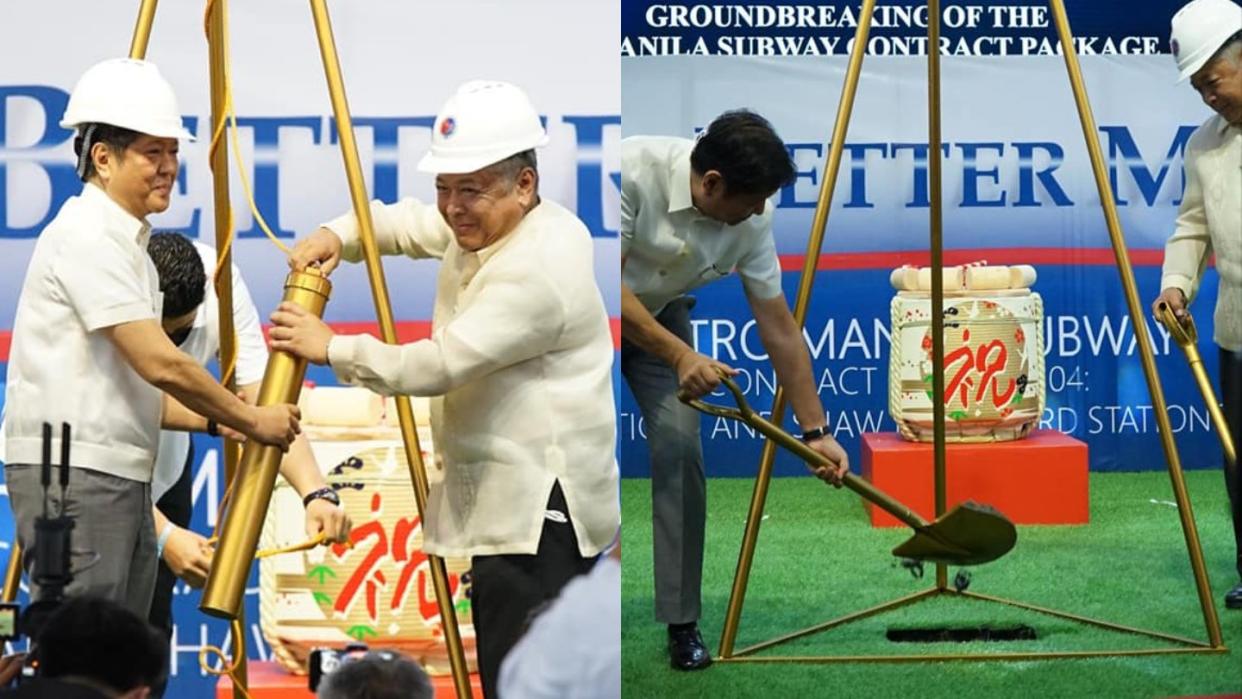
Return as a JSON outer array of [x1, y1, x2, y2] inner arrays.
[[417, 80, 548, 174], [1170, 0, 1242, 82], [60, 58, 195, 140]]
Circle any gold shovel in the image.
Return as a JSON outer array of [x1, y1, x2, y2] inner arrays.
[[681, 377, 1017, 566], [1156, 304, 1236, 466]]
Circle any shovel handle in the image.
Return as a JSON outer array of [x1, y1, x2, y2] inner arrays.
[[750, 412, 932, 530], [1156, 304, 1236, 465], [679, 378, 931, 529], [677, 374, 752, 421], [1156, 302, 1198, 348]]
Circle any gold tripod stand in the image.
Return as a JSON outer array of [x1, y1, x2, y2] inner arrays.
[[714, 0, 1228, 665], [0, 2, 472, 698]]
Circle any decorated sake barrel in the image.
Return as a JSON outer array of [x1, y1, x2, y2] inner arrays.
[[888, 268, 1045, 442], [259, 389, 476, 676]]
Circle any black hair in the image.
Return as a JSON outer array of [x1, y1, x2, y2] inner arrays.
[[317, 650, 433, 699], [147, 232, 206, 319], [690, 109, 796, 196], [73, 123, 141, 182], [36, 595, 168, 694]]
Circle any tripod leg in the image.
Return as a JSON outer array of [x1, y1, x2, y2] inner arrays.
[[2, 541, 21, 603], [305, 2, 471, 696], [720, 0, 881, 660], [1047, 0, 1223, 649], [127, 0, 159, 59], [200, 1, 247, 693], [926, 0, 949, 593]]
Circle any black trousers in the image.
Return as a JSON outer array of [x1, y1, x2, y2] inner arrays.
[[148, 443, 194, 639], [470, 482, 596, 699], [1221, 348, 1242, 580]]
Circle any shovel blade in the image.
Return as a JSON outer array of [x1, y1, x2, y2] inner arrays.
[[891, 502, 1017, 566]]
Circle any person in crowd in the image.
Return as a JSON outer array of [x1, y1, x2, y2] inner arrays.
[[498, 544, 620, 698], [0, 595, 166, 698], [316, 650, 433, 699]]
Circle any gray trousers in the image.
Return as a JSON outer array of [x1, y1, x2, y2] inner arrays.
[[621, 296, 705, 624], [5, 464, 157, 618]]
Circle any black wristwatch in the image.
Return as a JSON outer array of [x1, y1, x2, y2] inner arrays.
[[800, 425, 831, 443], [205, 419, 220, 437], [302, 487, 341, 508]]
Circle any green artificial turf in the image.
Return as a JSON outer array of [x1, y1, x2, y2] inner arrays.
[[621, 471, 1242, 698]]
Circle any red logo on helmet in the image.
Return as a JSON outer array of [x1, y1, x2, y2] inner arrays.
[[440, 117, 456, 137]]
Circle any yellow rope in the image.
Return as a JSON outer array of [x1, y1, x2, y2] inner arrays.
[[197, 510, 352, 686], [202, 0, 310, 536], [199, 619, 254, 699], [204, 530, 354, 560], [202, 0, 294, 388], [198, 1, 310, 689], [227, 99, 291, 256], [207, 0, 291, 260], [203, 0, 237, 390]]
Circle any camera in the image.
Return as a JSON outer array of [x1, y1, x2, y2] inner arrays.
[[21, 423, 75, 645], [308, 642, 373, 692], [1, 423, 76, 681]]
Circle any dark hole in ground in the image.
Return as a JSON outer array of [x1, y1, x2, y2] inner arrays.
[[886, 625, 1038, 643]]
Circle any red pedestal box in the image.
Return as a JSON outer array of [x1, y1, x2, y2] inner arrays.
[[216, 661, 483, 698], [860, 430, 1089, 527]]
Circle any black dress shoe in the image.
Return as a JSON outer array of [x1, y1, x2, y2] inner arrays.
[[1226, 582, 1242, 610], [668, 623, 712, 670]]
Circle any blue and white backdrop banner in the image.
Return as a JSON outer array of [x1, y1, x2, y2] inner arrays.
[[620, 0, 1230, 478]]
